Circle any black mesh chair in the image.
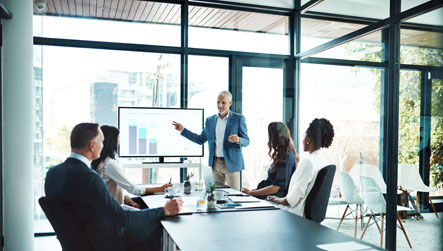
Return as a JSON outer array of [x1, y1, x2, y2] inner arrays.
[[304, 165, 336, 223], [39, 196, 93, 251]]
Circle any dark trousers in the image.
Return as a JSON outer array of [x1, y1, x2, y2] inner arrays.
[[124, 220, 162, 251], [125, 197, 161, 251]]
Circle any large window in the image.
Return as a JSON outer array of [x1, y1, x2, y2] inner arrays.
[[301, 18, 382, 62], [299, 63, 382, 190], [188, 7, 289, 54], [33, 45, 180, 232], [187, 55, 229, 166], [241, 66, 284, 188]]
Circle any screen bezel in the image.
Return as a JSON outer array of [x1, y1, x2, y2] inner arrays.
[[118, 106, 204, 158]]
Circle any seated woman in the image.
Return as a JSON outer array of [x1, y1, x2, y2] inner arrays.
[[241, 122, 299, 199], [267, 118, 334, 216], [91, 125, 172, 209]]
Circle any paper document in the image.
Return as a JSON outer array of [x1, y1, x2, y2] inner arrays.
[[221, 188, 246, 196], [317, 241, 374, 251], [229, 196, 261, 203]]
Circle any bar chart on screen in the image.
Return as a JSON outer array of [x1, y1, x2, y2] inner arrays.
[[119, 107, 204, 158]]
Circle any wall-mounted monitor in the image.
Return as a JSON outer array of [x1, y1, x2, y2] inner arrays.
[[118, 107, 204, 158]]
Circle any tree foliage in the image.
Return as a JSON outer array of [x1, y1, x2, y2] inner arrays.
[[345, 41, 443, 188]]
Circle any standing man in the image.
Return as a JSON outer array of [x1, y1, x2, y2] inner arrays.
[[172, 91, 249, 190], [45, 123, 182, 251]]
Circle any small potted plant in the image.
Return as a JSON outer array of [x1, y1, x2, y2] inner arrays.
[[184, 172, 193, 194], [206, 183, 217, 209]]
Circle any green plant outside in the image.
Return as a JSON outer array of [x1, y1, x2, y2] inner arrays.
[[345, 42, 443, 189]]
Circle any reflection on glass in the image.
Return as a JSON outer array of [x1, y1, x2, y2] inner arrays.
[[188, 7, 288, 54], [241, 67, 283, 188], [301, 18, 382, 62], [430, 77, 443, 196], [33, 1, 181, 46]]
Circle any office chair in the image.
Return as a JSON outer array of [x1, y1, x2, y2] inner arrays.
[[304, 164, 336, 223], [39, 196, 94, 251]]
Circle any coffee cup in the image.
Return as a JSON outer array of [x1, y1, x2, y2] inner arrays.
[[214, 190, 225, 201], [167, 186, 178, 196]]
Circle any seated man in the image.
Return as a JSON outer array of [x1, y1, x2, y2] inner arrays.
[[44, 123, 182, 251]]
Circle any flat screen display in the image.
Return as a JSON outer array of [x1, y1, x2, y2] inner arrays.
[[118, 107, 204, 157]]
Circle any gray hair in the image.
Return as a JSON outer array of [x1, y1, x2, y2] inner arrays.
[[218, 90, 232, 101]]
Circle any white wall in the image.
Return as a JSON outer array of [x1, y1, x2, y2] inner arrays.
[[2, 0, 34, 250]]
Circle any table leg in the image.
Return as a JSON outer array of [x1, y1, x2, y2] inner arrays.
[[163, 228, 178, 251]]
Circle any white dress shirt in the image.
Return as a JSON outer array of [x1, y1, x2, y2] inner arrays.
[[280, 149, 330, 216], [215, 111, 229, 157], [69, 152, 91, 168]]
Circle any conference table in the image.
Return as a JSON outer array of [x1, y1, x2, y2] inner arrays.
[[142, 186, 382, 251]]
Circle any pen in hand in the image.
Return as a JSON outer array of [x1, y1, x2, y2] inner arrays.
[[168, 177, 172, 184]]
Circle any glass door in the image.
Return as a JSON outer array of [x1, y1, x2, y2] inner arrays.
[[426, 71, 443, 199], [233, 56, 291, 189]]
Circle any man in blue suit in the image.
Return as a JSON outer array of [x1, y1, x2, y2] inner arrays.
[[173, 91, 249, 190], [45, 123, 182, 251]]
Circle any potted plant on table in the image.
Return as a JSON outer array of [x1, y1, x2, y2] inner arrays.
[[206, 183, 217, 209], [184, 172, 193, 194]]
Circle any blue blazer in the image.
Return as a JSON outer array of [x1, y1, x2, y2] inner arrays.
[[181, 111, 249, 172], [45, 158, 165, 250]]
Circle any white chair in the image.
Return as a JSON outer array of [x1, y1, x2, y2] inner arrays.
[[360, 176, 412, 249], [337, 172, 365, 237], [399, 163, 438, 218], [360, 164, 387, 193]]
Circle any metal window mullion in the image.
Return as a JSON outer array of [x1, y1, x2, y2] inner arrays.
[[384, 1, 401, 250], [180, 0, 189, 182]]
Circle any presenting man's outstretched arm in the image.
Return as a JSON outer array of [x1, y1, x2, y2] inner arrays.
[[172, 121, 208, 145]]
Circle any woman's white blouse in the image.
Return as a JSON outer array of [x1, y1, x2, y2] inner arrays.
[[102, 157, 145, 196], [280, 149, 330, 216]]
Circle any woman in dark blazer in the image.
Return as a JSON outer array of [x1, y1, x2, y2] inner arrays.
[[241, 122, 299, 199]]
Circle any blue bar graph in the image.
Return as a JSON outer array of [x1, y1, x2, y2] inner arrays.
[[149, 138, 157, 154], [129, 124, 137, 154], [139, 128, 147, 154]]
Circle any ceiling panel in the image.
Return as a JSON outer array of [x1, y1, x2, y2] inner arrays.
[[33, 0, 441, 48]]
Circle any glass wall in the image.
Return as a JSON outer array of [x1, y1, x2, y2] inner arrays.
[[241, 66, 284, 188], [33, 45, 180, 232], [301, 18, 382, 62], [299, 63, 382, 190], [430, 76, 443, 196], [188, 6, 289, 54], [187, 55, 229, 166]]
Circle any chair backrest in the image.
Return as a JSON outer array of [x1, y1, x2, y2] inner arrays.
[[360, 164, 386, 193], [398, 163, 437, 192], [338, 172, 364, 204], [39, 197, 93, 251], [304, 165, 336, 223], [360, 176, 386, 213]]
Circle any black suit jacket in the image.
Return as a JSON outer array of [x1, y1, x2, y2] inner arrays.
[[45, 158, 165, 250]]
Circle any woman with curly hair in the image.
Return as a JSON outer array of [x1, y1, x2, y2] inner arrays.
[[267, 118, 334, 216], [241, 122, 299, 199]]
